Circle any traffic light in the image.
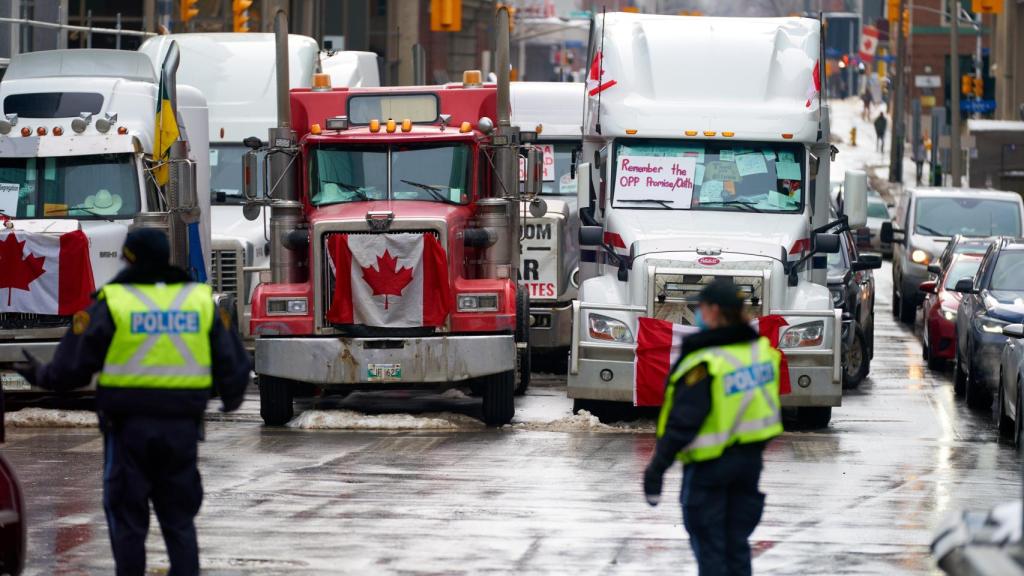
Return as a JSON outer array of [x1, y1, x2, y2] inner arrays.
[[902, 8, 909, 37], [972, 77, 984, 98], [179, 0, 198, 24], [887, 0, 899, 22], [431, 0, 462, 32], [961, 74, 973, 95], [232, 0, 252, 33]]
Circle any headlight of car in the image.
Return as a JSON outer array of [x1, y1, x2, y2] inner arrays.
[[829, 288, 845, 307], [266, 297, 308, 315], [457, 293, 500, 312], [980, 318, 1008, 333], [942, 309, 956, 321], [779, 321, 825, 348], [588, 313, 634, 343], [911, 249, 931, 264]]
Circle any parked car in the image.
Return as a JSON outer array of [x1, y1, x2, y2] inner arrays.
[[881, 188, 1024, 325], [997, 323, 1024, 445], [828, 226, 882, 388], [929, 235, 994, 280], [864, 196, 892, 256], [920, 253, 983, 369], [954, 238, 1024, 408]]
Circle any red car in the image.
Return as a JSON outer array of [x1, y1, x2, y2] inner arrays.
[[921, 254, 984, 369]]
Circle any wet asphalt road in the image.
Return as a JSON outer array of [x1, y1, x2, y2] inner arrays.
[[2, 262, 1021, 575]]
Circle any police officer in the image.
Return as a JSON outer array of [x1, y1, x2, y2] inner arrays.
[[643, 279, 783, 576], [13, 228, 250, 576]]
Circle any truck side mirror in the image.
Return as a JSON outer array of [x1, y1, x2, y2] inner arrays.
[[1003, 324, 1024, 338], [953, 278, 976, 294], [880, 221, 895, 244], [580, 225, 604, 247], [843, 170, 868, 229], [524, 146, 543, 200], [242, 149, 260, 202], [242, 202, 261, 221], [577, 162, 592, 212], [853, 252, 883, 271], [814, 233, 841, 254]]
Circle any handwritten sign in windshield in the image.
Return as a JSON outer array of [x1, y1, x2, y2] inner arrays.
[[615, 155, 696, 206]]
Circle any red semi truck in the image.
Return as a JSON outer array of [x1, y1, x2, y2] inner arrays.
[[245, 9, 538, 426]]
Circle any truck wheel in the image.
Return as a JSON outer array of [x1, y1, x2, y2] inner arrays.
[[515, 288, 531, 396], [795, 406, 831, 429], [259, 375, 294, 426], [891, 284, 900, 318], [998, 380, 1015, 440], [953, 352, 967, 397], [481, 370, 515, 427], [898, 292, 916, 324], [842, 325, 869, 389]]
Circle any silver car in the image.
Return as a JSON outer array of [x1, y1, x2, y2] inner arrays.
[[881, 188, 1024, 325], [997, 323, 1024, 446]]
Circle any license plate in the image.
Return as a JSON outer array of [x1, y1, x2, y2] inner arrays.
[[367, 363, 402, 382], [1, 372, 30, 391]]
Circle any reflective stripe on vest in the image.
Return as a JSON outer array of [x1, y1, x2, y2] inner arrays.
[[98, 283, 214, 390], [657, 337, 783, 464]]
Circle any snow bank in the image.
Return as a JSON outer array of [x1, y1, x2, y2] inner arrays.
[[512, 410, 654, 433], [6, 408, 98, 428], [287, 410, 485, 430]]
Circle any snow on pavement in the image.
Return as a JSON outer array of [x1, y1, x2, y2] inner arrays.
[[6, 408, 98, 428]]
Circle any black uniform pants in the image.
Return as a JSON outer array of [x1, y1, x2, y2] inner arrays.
[[680, 444, 765, 576], [103, 417, 203, 576]]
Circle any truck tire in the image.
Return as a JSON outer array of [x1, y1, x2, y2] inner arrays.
[[515, 288, 531, 396], [481, 370, 515, 427], [898, 291, 916, 325], [842, 325, 869, 389], [259, 375, 294, 426], [891, 285, 900, 318], [795, 406, 831, 429], [953, 351, 967, 397]]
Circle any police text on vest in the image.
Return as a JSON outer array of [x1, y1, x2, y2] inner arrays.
[[130, 311, 200, 334]]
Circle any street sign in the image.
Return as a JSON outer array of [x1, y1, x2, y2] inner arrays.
[[915, 75, 941, 88], [960, 99, 996, 114]]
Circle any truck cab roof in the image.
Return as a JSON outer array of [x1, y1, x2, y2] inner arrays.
[[6, 49, 155, 83], [511, 82, 583, 140]]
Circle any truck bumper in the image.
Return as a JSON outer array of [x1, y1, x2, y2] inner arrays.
[[567, 303, 842, 407], [0, 340, 96, 394], [528, 302, 573, 350], [255, 334, 515, 386]]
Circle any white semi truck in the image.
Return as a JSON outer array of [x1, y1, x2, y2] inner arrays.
[[512, 81, 583, 368], [0, 46, 210, 394], [569, 13, 866, 428], [139, 33, 379, 337]]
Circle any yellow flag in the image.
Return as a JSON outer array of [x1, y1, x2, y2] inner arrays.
[[153, 69, 179, 186]]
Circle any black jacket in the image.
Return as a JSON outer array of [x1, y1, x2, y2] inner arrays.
[[33, 266, 250, 420], [650, 324, 763, 471]]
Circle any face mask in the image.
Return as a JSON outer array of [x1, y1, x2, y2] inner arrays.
[[695, 308, 708, 330]]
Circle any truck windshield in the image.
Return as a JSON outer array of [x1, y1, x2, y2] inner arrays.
[[611, 140, 805, 213], [0, 153, 139, 219], [310, 143, 470, 206], [210, 143, 260, 204], [520, 142, 576, 196], [914, 197, 1021, 237]]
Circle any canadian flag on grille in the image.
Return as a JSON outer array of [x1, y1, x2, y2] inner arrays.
[[0, 229, 95, 315], [326, 233, 451, 327], [633, 316, 792, 406]]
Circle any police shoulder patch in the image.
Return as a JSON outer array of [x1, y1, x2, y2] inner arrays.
[[684, 363, 707, 387], [72, 310, 90, 335]]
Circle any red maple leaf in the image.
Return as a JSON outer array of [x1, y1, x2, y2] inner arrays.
[[0, 234, 46, 306], [361, 249, 414, 310]]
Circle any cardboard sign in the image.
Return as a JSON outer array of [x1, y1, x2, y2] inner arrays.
[[519, 144, 556, 182], [0, 183, 19, 216], [615, 155, 697, 205], [518, 220, 558, 300]]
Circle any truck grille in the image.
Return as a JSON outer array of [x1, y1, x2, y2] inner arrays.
[[321, 230, 442, 330], [652, 273, 765, 325], [210, 248, 243, 297], [0, 313, 71, 330]]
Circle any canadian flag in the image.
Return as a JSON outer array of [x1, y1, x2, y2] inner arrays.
[[587, 50, 617, 97], [633, 316, 792, 406], [805, 59, 821, 108], [0, 229, 95, 316], [326, 233, 451, 327], [859, 26, 879, 63]]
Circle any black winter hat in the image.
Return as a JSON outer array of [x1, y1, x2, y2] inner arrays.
[[122, 227, 170, 268], [698, 278, 744, 310]]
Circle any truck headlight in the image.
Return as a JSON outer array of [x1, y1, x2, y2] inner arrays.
[[457, 293, 499, 312], [267, 297, 307, 315], [942, 309, 956, 321], [779, 321, 824, 348], [830, 288, 844, 306], [588, 313, 633, 343], [911, 249, 930, 264], [980, 318, 1007, 333]]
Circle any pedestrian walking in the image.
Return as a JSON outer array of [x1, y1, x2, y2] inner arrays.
[[913, 139, 926, 186], [643, 279, 783, 576], [13, 228, 250, 576], [861, 90, 873, 121], [874, 112, 888, 154]]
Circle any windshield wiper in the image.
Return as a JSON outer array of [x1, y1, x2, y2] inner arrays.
[[323, 179, 368, 201], [917, 224, 946, 236], [399, 179, 450, 203], [618, 198, 674, 208], [67, 206, 116, 223], [699, 200, 764, 213]]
